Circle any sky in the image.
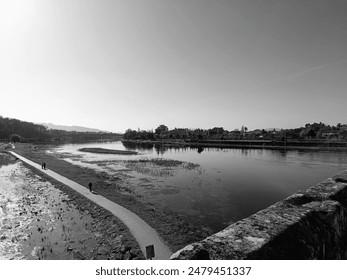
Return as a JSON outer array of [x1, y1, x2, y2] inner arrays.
[[1, 0, 347, 133]]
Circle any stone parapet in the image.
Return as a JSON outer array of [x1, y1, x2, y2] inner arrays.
[[171, 170, 347, 259]]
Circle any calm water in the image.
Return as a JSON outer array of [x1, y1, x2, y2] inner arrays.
[[51, 142, 347, 232]]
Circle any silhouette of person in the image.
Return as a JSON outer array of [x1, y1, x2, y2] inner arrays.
[[41, 162, 44, 169], [88, 182, 92, 192], [43, 162, 46, 169]]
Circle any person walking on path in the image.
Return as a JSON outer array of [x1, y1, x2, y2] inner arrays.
[[9, 151, 173, 259], [88, 182, 93, 192], [41, 162, 44, 169], [43, 162, 46, 169]]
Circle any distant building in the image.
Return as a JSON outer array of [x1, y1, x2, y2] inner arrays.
[[321, 132, 339, 139]]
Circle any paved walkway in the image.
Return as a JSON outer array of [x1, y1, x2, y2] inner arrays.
[[9, 151, 173, 260]]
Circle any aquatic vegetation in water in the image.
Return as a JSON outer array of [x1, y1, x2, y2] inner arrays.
[[124, 158, 200, 177]]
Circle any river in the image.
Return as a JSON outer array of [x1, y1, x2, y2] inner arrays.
[[50, 141, 347, 232]]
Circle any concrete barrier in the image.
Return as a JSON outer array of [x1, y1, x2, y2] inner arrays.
[[171, 170, 347, 259]]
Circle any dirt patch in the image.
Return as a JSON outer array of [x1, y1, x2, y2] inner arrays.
[[10, 144, 213, 253]]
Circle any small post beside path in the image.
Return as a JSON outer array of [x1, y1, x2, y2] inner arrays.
[[146, 245, 155, 260]]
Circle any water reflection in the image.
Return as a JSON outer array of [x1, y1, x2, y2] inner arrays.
[[122, 141, 154, 151], [52, 141, 347, 232], [154, 144, 168, 155]]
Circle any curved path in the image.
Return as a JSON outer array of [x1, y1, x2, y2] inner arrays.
[[9, 151, 173, 260]]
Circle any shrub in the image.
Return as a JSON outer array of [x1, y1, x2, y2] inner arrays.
[[10, 134, 21, 143]]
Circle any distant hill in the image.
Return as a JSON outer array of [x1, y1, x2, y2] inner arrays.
[[0, 116, 48, 141], [40, 123, 106, 133]]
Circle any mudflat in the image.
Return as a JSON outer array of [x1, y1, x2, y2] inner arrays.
[[0, 151, 142, 260], [79, 147, 138, 155], [5, 143, 211, 258]]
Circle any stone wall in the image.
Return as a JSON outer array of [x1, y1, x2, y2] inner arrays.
[[171, 170, 347, 260]]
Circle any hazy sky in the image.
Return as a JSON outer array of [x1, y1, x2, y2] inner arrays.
[[1, 0, 347, 132]]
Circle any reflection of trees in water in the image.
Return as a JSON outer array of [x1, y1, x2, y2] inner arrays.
[[241, 148, 248, 156], [154, 144, 187, 155], [154, 144, 168, 155], [122, 141, 193, 155], [239, 148, 290, 158], [277, 150, 288, 157], [122, 141, 154, 151]]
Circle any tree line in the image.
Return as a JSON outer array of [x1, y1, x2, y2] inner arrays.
[[0, 116, 120, 143], [0, 116, 48, 142], [1, 115, 346, 144], [124, 122, 347, 142]]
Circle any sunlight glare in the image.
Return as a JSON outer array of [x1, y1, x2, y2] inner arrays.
[[0, 0, 38, 34]]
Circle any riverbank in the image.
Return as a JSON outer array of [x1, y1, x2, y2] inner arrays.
[[0, 151, 142, 260], [122, 139, 347, 151], [8, 143, 212, 254]]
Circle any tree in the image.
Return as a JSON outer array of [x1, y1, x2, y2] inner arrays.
[[307, 129, 316, 139], [123, 129, 137, 140], [10, 134, 21, 143], [209, 127, 224, 137], [339, 130, 347, 139], [155, 125, 169, 137]]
